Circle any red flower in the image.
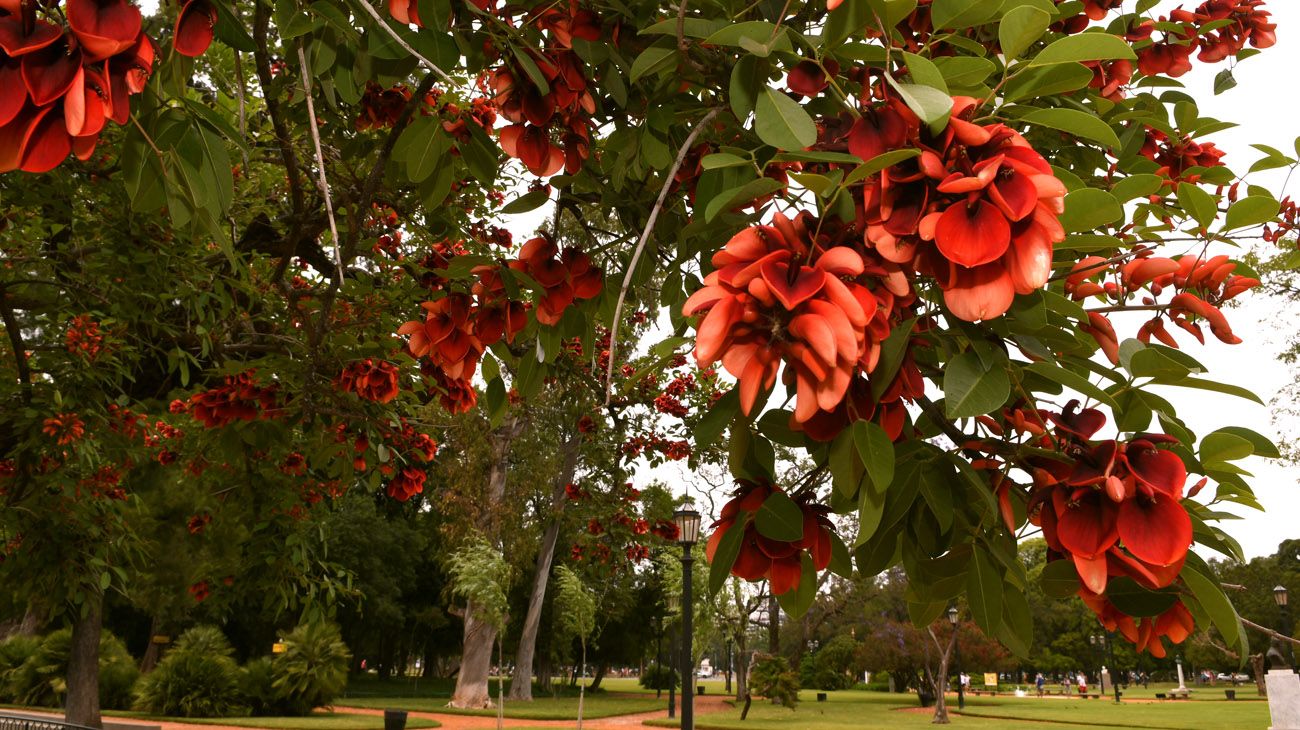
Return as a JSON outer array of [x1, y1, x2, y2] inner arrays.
[[173, 0, 216, 58], [705, 481, 833, 596], [189, 580, 210, 602], [337, 359, 401, 403], [386, 466, 426, 501], [66, 0, 142, 61], [42, 412, 86, 445]]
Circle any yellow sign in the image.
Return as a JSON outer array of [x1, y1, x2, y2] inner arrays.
[[272, 642, 287, 654], [984, 673, 999, 687], [150, 635, 171, 644]]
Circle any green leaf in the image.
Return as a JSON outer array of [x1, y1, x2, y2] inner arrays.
[[931, 0, 998, 29], [999, 6, 1051, 61], [1224, 196, 1280, 230], [1200, 431, 1255, 464], [1041, 558, 1081, 598], [843, 149, 922, 185], [853, 421, 895, 491], [996, 588, 1033, 658], [754, 88, 818, 151], [1024, 361, 1120, 411], [708, 521, 746, 595], [900, 52, 948, 93], [944, 351, 1010, 418], [1215, 426, 1279, 459], [966, 548, 1003, 634], [1028, 32, 1137, 67], [1163, 377, 1264, 405], [700, 153, 751, 169], [729, 56, 767, 121], [500, 188, 551, 215], [872, 318, 917, 401], [1182, 566, 1248, 653], [888, 79, 953, 128], [1111, 173, 1164, 202], [702, 21, 791, 52], [1060, 188, 1123, 232], [1177, 182, 1218, 227], [1005, 62, 1094, 101], [755, 490, 805, 542], [1021, 108, 1121, 149], [775, 553, 817, 619], [828, 531, 854, 579], [693, 389, 738, 450], [629, 43, 676, 82], [703, 177, 786, 221]]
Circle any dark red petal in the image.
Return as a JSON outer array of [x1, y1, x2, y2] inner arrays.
[[934, 199, 1011, 269], [768, 555, 802, 595], [989, 171, 1039, 222], [22, 38, 83, 107], [1056, 490, 1118, 558], [0, 58, 24, 128], [1117, 492, 1192, 566], [759, 259, 826, 310], [0, 17, 62, 56], [174, 0, 216, 57], [1073, 552, 1108, 595], [1126, 446, 1187, 499], [942, 262, 1015, 322], [66, 0, 142, 61], [20, 104, 72, 172]]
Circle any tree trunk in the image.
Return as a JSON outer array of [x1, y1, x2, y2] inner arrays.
[[588, 660, 607, 691], [576, 642, 586, 730], [138, 617, 162, 674], [508, 436, 581, 701], [65, 593, 103, 729], [930, 627, 956, 725], [767, 594, 779, 654], [734, 638, 749, 701], [537, 653, 553, 691], [450, 600, 500, 709], [1251, 653, 1268, 697]]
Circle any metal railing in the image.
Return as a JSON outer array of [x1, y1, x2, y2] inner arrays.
[[0, 711, 101, 730]]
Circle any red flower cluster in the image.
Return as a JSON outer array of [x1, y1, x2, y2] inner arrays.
[[854, 96, 1066, 322], [187, 512, 211, 534], [42, 412, 86, 445], [487, 7, 599, 176], [706, 480, 832, 596], [1134, 1, 1274, 77], [65, 314, 104, 359], [685, 211, 913, 424], [355, 82, 414, 131], [0, 0, 155, 172], [386, 466, 426, 501], [188, 580, 210, 602], [508, 235, 603, 325], [183, 370, 280, 428], [1024, 402, 1196, 655], [336, 359, 400, 403], [1138, 127, 1225, 185], [1067, 253, 1258, 352]]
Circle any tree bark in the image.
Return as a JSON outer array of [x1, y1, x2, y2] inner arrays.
[[65, 592, 103, 729], [450, 599, 500, 708], [588, 659, 607, 691], [767, 594, 779, 654], [138, 617, 162, 674], [450, 416, 521, 709], [930, 626, 956, 725], [508, 436, 581, 701]]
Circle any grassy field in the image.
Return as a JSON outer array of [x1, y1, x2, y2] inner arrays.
[[340, 692, 665, 720], [640, 687, 1272, 730], [0, 707, 438, 730]]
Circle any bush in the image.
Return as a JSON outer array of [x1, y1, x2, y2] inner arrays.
[[0, 635, 40, 702], [8, 629, 138, 710], [270, 621, 351, 716], [638, 662, 679, 691], [240, 657, 279, 716], [749, 654, 799, 709], [133, 626, 246, 718]]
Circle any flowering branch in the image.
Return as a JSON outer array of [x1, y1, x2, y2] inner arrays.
[[355, 0, 464, 91], [604, 106, 722, 405], [296, 41, 344, 287]]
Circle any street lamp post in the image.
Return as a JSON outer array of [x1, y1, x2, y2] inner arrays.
[[947, 607, 964, 710], [674, 508, 702, 730], [1089, 635, 1101, 695], [1103, 633, 1120, 703], [667, 594, 678, 718], [1274, 585, 1294, 669]]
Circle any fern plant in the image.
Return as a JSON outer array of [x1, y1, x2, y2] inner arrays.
[[133, 626, 246, 718], [270, 621, 351, 716]]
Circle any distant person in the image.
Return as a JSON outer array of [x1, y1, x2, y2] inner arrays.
[[1036, 673, 1045, 697], [1077, 672, 1088, 694], [1063, 674, 1072, 694]]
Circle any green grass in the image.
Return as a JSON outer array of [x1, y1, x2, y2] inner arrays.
[[0, 706, 438, 730], [641, 687, 1272, 730], [340, 693, 665, 720]]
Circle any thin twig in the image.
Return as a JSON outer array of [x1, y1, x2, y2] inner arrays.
[[233, 52, 250, 171], [296, 41, 344, 285], [354, 0, 464, 90], [603, 106, 721, 405], [1242, 617, 1300, 647], [253, 1, 306, 283], [0, 287, 32, 404]]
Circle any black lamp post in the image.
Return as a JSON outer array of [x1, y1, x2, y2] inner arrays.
[[947, 607, 964, 710], [1275, 585, 1294, 669], [667, 593, 678, 718], [1089, 634, 1102, 695], [674, 508, 702, 730]]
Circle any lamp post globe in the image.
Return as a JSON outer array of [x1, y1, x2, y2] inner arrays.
[[673, 507, 701, 730]]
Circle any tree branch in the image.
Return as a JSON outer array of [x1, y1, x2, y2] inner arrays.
[[603, 106, 721, 405], [252, 0, 307, 283], [355, 0, 464, 90], [296, 41, 343, 287], [0, 286, 32, 405]]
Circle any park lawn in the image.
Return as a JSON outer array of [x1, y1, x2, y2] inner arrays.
[[0, 706, 437, 730], [954, 693, 1270, 729], [643, 690, 1117, 729], [340, 693, 665, 720]]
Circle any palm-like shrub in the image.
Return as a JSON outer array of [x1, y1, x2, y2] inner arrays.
[[240, 657, 280, 717], [0, 635, 40, 702], [133, 626, 246, 717], [270, 621, 350, 716], [8, 629, 138, 710], [749, 654, 800, 709]]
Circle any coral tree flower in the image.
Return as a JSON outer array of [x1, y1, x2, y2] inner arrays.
[[1025, 400, 1196, 656], [173, 0, 216, 58], [705, 480, 833, 596]]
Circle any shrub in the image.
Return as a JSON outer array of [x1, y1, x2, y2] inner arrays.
[[240, 657, 279, 716], [8, 629, 138, 710], [638, 662, 679, 691], [270, 621, 351, 716], [0, 635, 40, 702], [133, 626, 246, 717], [749, 654, 799, 709]]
